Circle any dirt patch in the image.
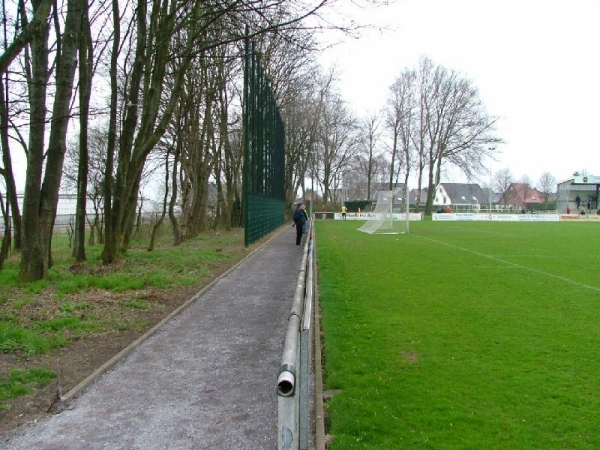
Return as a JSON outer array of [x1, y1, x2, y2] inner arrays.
[[401, 350, 419, 364], [0, 284, 204, 436]]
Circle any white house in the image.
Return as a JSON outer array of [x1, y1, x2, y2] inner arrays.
[[434, 183, 488, 212]]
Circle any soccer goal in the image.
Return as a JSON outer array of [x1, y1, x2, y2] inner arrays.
[[358, 187, 409, 235]]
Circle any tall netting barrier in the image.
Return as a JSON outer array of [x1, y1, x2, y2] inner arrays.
[[243, 38, 285, 247]]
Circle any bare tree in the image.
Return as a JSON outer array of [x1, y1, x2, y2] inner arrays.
[[537, 172, 556, 203], [387, 56, 502, 215], [0, 192, 10, 268], [0, 0, 381, 278], [0, 0, 53, 75], [341, 158, 367, 200], [101, 1, 337, 265], [213, 44, 242, 229], [63, 126, 113, 246], [386, 69, 417, 194], [355, 113, 383, 200], [18, 0, 84, 280], [262, 29, 322, 210], [73, 1, 93, 262], [148, 152, 170, 251], [494, 167, 514, 205], [519, 175, 534, 211], [282, 67, 332, 209], [317, 90, 359, 204], [0, 77, 21, 251]]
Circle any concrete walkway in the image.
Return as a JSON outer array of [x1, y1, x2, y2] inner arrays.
[[1, 226, 304, 450]]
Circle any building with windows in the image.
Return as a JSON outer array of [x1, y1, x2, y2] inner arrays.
[[497, 183, 544, 211], [557, 175, 599, 213], [434, 183, 488, 212]]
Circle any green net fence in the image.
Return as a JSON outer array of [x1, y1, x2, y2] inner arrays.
[[243, 38, 286, 246]]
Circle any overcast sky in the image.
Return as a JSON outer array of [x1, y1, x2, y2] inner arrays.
[[318, 0, 600, 187]]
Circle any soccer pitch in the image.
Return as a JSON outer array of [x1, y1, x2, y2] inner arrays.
[[315, 220, 600, 450]]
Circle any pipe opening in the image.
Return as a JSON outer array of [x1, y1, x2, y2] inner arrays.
[[277, 370, 295, 397], [277, 379, 294, 396]]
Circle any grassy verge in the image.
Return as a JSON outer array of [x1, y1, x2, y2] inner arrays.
[[317, 220, 600, 449], [0, 369, 57, 410], [0, 227, 248, 409]]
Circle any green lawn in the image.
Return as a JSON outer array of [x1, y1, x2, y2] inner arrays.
[[316, 220, 600, 450]]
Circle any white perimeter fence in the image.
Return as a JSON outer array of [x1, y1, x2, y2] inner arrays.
[[431, 213, 599, 222]]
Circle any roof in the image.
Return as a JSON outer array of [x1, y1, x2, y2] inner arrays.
[[499, 183, 544, 205], [558, 176, 600, 190], [436, 183, 487, 204], [480, 187, 501, 204], [370, 182, 406, 200], [409, 188, 428, 204]]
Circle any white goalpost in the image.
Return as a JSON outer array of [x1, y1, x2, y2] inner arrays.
[[358, 187, 410, 235]]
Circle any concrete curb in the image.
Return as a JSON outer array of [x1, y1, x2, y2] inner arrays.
[[61, 227, 287, 407]]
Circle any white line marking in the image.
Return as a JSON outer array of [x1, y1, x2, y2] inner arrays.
[[416, 235, 600, 293], [494, 255, 600, 259], [445, 226, 522, 238]]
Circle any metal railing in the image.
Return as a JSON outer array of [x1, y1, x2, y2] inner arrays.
[[277, 219, 314, 449]]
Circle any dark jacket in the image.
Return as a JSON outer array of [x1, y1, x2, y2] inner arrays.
[[294, 208, 308, 227]]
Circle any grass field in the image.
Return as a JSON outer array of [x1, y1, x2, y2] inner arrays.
[[316, 220, 600, 450]]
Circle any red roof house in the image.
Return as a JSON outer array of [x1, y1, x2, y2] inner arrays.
[[498, 183, 544, 209]]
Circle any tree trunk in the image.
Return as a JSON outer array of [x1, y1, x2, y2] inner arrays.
[[216, 80, 232, 230], [19, 0, 49, 281], [0, 78, 21, 251], [35, 0, 83, 273], [168, 149, 182, 246], [182, 84, 213, 238], [148, 152, 168, 251], [73, 2, 92, 261], [424, 149, 437, 216], [100, 0, 121, 265], [102, 0, 198, 263], [389, 128, 398, 190], [0, 194, 11, 269], [120, 165, 144, 250], [101, 0, 148, 264]]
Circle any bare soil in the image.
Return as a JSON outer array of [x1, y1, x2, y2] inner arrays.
[[0, 238, 253, 438]]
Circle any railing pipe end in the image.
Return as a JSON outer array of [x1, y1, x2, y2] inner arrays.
[[277, 366, 296, 397]]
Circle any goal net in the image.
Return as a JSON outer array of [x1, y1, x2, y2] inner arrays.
[[358, 188, 408, 235]]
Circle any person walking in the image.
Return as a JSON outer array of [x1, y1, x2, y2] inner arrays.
[[293, 203, 308, 245]]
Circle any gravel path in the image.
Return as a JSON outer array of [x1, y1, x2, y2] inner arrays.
[[1, 226, 303, 450]]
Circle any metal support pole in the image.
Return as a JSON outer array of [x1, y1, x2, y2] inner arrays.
[[489, 169, 492, 212], [405, 186, 410, 234]]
